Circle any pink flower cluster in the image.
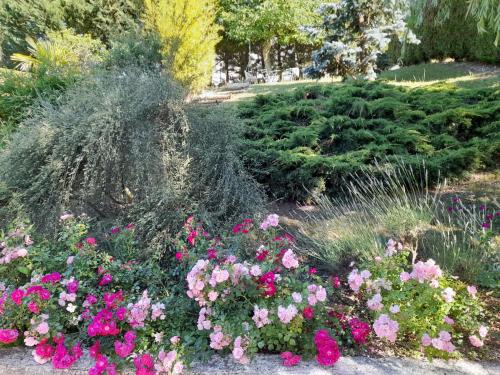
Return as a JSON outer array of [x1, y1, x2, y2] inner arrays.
[[348, 269, 371, 293], [280, 351, 301, 367], [282, 249, 299, 269], [373, 314, 399, 343], [209, 326, 231, 350], [307, 284, 327, 306], [114, 330, 136, 358], [410, 259, 442, 283], [421, 331, 455, 353], [441, 287, 456, 303], [32, 335, 83, 369], [252, 305, 271, 328], [134, 353, 155, 375], [314, 330, 341, 366], [260, 214, 279, 230], [385, 239, 403, 257], [469, 325, 488, 347], [156, 349, 184, 374], [127, 290, 152, 328], [367, 293, 383, 311], [232, 336, 249, 364], [0, 246, 28, 264], [277, 304, 298, 324]]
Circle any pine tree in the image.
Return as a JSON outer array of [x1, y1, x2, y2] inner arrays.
[[143, 0, 221, 93], [306, 0, 418, 80]]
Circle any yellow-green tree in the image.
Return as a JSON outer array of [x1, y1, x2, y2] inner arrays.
[[143, 0, 220, 92]]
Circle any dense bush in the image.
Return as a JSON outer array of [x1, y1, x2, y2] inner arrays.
[[238, 81, 500, 201], [0, 66, 188, 234], [0, 65, 264, 249], [349, 241, 488, 359]]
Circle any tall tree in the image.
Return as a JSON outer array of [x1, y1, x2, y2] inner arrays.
[[143, 0, 221, 92], [306, 0, 417, 79], [219, 0, 322, 73], [410, 0, 499, 45]]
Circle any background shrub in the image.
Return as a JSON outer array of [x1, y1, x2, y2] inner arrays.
[[0, 29, 105, 147], [398, 0, 500, 64], [239, 81, 500, 201], [0, 66, 188, 235]]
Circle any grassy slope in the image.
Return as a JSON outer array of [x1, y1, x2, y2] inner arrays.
[[225, 62, 499, 103]]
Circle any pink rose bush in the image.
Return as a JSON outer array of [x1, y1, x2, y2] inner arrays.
[[183, 214, 350, 367], [349, 239, 488, 359], [0, 217, 185, 375], [0, 213, 493, 373]]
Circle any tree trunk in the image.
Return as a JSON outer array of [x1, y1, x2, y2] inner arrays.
[[277, 43, 282, 81], [262, 39, 273, 75], [224, 55, 230, 83]]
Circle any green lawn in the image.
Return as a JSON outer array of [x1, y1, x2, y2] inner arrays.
[[225, 62, 500, 103]]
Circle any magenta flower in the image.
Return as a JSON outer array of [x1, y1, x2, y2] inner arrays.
[[110, 227, 121, 234], [280, 351, 301, 367], [98, 274, 113, 286], [114, 340, 134, 358], [10, 289, 25, 305], [207, 248, 218, 259], [349, 318, 370, 344], [303, 305, 314, 320], [41, 272, 61, 284], [331, 276, 341, 288], [0, 329, 18, 344], [85, 237, 97, 246]]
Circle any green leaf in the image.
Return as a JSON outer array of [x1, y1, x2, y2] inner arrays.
[[17, 266, 30, 275]]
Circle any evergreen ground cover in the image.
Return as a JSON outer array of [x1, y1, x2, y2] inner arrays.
[[238, 80, 500, 201]]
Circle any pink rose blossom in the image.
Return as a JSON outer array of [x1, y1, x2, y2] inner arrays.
[[444, 316, 455, 325], [282, 249, 299, 269], [467, 285, 477, 298], [0, 329, 18, 344], [400, 272, 411, 282], [277, 305, 298, 324], [479, 325, 488, 338], [469, 335, 484, 347], [373, 314, 399, 343], [421, 333, 432, 346], [389, 304, 400, 314]]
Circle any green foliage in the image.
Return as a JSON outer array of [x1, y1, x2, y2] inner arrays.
[[238, 81, 500, 201], [0, 0, 65, 65], [104, 31, 163, 69], [0, 0, 142, 64], [143, 0, 221, 93], [0, 29, 105, 147], [187, 105, 265, 227], [356, 249, 487, 359], [0, 66, 188, 235], [397, 0, 500, 64]]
